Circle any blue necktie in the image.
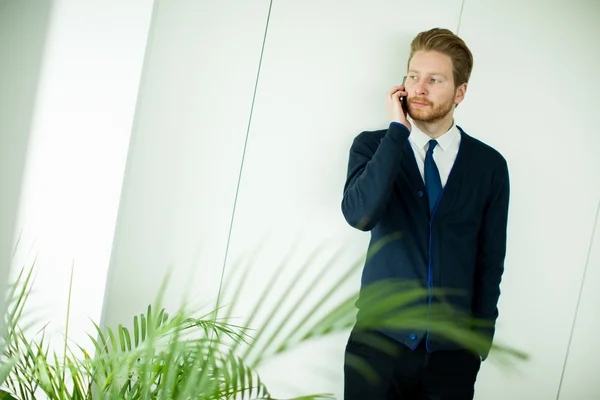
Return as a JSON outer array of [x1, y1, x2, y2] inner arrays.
[[425, 140, 442, 215]]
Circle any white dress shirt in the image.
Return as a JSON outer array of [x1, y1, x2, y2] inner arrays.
[[407, 116, 461, 188]]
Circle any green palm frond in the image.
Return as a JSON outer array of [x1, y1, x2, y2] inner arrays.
[[0, 236, 528, 399]]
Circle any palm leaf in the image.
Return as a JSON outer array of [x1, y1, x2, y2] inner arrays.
[[0, 236, 528, 400]]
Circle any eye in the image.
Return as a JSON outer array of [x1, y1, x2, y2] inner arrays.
[[409, 75, 418, 80], [430, 78, 440, 83]]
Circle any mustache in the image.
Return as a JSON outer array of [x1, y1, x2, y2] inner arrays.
[[409, 98, 432, 106]]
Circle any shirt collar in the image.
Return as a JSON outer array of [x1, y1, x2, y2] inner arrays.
[[408, 117, 459, 152]]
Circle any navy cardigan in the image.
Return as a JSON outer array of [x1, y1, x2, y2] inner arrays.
[[341, 121, 510, 359]]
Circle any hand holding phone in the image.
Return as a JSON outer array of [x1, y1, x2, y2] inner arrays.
[[387, 77, 411, 131]]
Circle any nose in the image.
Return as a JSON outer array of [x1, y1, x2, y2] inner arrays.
[[413, 80, 427, 96]]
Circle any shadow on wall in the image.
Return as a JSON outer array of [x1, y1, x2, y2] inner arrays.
[[0, 2, 55, 333]]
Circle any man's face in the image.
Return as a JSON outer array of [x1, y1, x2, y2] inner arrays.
[[405, 50, 463, 122]]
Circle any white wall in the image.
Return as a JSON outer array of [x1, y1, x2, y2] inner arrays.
[[215, 1, 464, 396], [457, 0, 600, 398], [0, 0, 53, 334], [100, 0, 600, 399], [98, 0, 272, 329], [9, 0, 154, 353]]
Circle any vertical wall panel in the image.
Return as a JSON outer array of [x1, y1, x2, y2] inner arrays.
[[457, 0, 600, 398], [218, 1, 463, 398], [100, 0, 271, 329]]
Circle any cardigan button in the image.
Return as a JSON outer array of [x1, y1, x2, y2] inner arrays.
[[409, 333, 416, 340], [417, 190, 424, 198]]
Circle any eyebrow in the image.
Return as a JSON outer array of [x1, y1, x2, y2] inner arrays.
[[408, 70, 448, 79]]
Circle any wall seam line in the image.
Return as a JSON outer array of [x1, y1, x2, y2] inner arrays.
[[456, 0, 466, 34], [556, 196, 600, 399], [213, 0, 274, 317]]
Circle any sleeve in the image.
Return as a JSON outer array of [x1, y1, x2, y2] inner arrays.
[[471, 158, 510, 360], [341, 122, 410, 231]]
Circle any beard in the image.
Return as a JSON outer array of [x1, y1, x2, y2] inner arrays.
[[408, 95, 454, 122]]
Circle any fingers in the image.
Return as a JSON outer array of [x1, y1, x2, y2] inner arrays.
[[392, 90, 406, 99], [388, 86, 403, 96], [390, 90, 406, 105], [388, 86, 407, 99]]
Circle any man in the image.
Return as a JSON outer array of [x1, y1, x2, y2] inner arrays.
[[341, 27, 510, 399]]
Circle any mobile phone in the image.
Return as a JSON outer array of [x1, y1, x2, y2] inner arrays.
[[401, 75, 408, 114]]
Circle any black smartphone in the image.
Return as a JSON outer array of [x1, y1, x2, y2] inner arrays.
[[401, 75, 408, 114]]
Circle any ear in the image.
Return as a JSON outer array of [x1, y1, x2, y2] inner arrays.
[[454, 82, 467, 106]]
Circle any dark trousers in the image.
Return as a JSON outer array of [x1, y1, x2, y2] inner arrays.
[[344, 329, 481, 399]]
